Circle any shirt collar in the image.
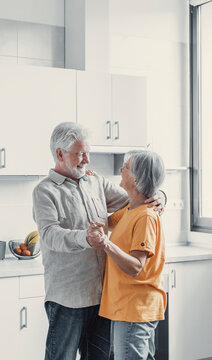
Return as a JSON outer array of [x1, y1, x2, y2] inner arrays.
[[49, 169, 89, 185]]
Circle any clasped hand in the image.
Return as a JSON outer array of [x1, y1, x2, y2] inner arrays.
[[86, 222, 107, 249]]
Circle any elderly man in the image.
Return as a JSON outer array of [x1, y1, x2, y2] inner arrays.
[[32, 122, 166, 360]]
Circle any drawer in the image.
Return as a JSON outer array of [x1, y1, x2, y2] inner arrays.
[[19, 275, 45, 298]]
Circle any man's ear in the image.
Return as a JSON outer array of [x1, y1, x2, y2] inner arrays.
[[56, 148, 63, 161]]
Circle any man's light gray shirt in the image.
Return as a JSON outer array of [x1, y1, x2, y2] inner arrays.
[[33, 169, 128, 308]]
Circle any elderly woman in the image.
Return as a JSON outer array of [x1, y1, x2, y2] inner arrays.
[[87, 150, 166, 360]]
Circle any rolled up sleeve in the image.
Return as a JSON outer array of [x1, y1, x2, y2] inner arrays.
[[33, 186, 91, 253]]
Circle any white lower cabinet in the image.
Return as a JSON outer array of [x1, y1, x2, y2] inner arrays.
[[168, 260, 212, 360], [19, 275, 48, 360], [19, 297, 48, 360], [0, 274, 48, 360], [0, 277, 19, 359]]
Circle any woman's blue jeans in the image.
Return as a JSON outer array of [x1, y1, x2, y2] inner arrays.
[[44, 301, 111, 360], [112, 320, 158, 360]]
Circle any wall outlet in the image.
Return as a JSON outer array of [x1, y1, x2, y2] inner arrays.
[[166, 199, 184, 210]]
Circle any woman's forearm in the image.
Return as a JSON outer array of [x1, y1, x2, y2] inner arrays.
[[103, 240, 146, 277]]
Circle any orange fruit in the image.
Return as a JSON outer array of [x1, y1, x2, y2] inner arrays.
[[22, 249, 31, 256], [20, 243, 27, 251], [14, 248, 22, 255]]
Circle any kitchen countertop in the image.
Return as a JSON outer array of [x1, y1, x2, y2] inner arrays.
[[1, 245, 212, 278], [0, 255, 44, 278]]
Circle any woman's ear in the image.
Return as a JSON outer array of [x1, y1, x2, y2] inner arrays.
[[56, 148, 63, 161], [132, 176, 137, 187]]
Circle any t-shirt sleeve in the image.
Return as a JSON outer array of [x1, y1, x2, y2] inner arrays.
[[110, 206, 128, 226], [130, 215, 157, 258]]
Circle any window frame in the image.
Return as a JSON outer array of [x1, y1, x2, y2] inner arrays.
[[190, 2, 212, 233]]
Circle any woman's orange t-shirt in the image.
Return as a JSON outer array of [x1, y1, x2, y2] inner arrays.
[[99, 204, 167, 322]]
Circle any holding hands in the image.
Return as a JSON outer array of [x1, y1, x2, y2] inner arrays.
[[86, 222, 107, 249]]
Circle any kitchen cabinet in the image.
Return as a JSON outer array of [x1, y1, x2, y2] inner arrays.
[[19, 275, 48, 360], [168, 260, 212, 360], [76, 71, 111, 146], [76, 71, 147, 148], [0, 64, 76, 175], [0, 274, 48, 360], [65, 0, 109, 72], [0, 277, 19, 359]]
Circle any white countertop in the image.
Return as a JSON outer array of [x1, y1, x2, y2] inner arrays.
[[165, 245, 212, 263], [0, 255, 44, 278], [1, 245, 212, 278]]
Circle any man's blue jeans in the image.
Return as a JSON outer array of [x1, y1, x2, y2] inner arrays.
[[112, 320, 158, 360], [44, 301, 111, 360]]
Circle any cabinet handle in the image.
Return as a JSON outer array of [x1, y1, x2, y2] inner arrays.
[[0, 148, 6, 168], [114, 121, 119, 140], [106, 121, 111, 139], [20, 306, 27, 330], [171, 269, 176, 288]]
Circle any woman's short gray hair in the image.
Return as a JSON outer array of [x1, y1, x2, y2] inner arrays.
[[50, 122, 89, 163], [124, 150, 165, 198]]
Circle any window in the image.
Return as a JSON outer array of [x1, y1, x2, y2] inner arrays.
[[191, 0, 212, 232]]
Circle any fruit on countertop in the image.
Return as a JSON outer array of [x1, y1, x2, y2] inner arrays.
[[20, 243, 27, 251], [11, 230, 40, 256], [22, 249, 31, 256], [24, 230, 39, 246], [14, 248, 22, 255], [24, 230, 40, 255], [14, 244, 31, 256]]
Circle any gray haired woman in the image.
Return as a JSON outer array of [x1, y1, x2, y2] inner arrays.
[[87, 150, 166, 360]]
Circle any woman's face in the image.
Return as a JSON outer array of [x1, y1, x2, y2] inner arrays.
[[119, 159, 136, 191]]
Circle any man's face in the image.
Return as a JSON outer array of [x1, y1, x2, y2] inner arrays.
[[61, 140, 90, 180]]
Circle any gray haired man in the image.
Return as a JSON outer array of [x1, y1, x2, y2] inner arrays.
[[32, 122, 166, 360]]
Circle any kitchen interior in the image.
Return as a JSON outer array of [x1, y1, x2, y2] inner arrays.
[[0, 0, 212, 359]]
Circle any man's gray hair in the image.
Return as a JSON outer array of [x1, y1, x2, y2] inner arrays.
[[50, 122, 89, 163], [124, 150, 165, 198]]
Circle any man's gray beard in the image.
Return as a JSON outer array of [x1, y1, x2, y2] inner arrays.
[[67, 166, 86, 179]]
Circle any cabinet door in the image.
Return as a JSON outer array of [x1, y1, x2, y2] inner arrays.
[[0, 278, 19, 360], [77, 71, 112, 146], [19, 297, 48, 360], [168, 260, 212, 360], [0, 64, 76, 175], [111, 74, 147, 147]]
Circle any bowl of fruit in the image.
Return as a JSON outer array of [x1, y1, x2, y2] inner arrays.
[[8, 230, 40, 260]]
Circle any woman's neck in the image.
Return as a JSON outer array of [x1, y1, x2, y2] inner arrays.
[[128, 190, 147, 210]]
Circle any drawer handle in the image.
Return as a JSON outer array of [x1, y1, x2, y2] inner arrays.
[[0, 148, 6, 169], [20, 306, 27, 330]]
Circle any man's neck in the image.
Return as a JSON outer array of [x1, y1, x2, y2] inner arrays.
[[54, 166, 79, 183]]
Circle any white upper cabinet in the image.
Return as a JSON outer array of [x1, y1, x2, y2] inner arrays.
[[77, 71, 147, 149], [76, 71, 111, 146], [0, 65, 147, 175], [111, 74, 147, 147], [0, 64, 76, 175]]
